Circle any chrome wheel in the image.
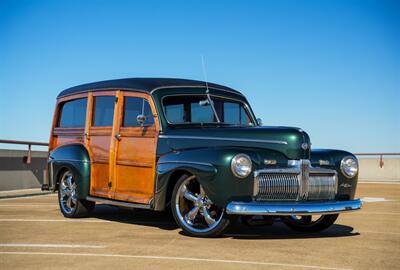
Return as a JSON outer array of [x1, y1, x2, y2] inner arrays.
[[59, 171, 78, 214], [281, 214, 338, 232], [289, 215, 324, 225], [174, 176, 225, 234]]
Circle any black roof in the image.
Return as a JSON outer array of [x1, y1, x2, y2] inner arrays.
[[58, 78, 242, 98]]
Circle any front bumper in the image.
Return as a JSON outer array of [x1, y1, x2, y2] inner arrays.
[[226, 199, 362, 216]]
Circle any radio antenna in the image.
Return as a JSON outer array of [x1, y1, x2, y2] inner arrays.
[[201, 55, 220, 122], [201, 55, 210, 94]]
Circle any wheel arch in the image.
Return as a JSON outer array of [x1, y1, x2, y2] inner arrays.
[[153, 162, 217, 211], [48, 143, 91, 199]]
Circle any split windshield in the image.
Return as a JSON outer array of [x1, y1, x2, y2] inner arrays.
[[162, 95, 254, 126]]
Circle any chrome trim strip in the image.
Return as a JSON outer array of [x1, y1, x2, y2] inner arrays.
[[158, 135, 288, 145], [86, 196, 152, 209], [226, 199, 362, 216], [157, 160, 214, 167]]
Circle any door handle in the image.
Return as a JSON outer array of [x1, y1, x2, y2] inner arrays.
[[115, 133, 121, 141]]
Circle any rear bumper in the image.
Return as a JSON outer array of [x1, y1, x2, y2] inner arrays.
[[226, 199, 362, 216]]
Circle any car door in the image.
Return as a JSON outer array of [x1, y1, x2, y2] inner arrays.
[[86, 91, 117, 199], [112, 92, 159, 204]]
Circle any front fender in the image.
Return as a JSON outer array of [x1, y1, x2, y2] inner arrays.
[[154, 147, 288, 210], [48, 144, 90, 199], [311, 149, 359, 200]]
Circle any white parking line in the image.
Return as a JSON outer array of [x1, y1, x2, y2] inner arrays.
[[361, 197, 393, 203], [359, 181, 400, 185], [0, 251, 352, 270], [0, 218, 173, 225], [0, 218, 110, 223], [0, 204, 55, 207], [0, 244, 105, 249], [0, 194, 56, 201]]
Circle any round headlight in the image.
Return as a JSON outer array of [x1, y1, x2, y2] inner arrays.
[[231, 154, 252, 178], [340, 156, 358, 178]]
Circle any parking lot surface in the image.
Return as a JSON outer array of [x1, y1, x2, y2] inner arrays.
[[0, 183, 399, 270]]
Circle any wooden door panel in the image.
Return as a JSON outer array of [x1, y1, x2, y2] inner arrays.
[[114, 165, 154, 204], [114, 134, 156, 203], [90, 163, 110, 197], [113, 93, 159, 204]]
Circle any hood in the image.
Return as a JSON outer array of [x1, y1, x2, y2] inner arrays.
[[161, 126, 311, 160]]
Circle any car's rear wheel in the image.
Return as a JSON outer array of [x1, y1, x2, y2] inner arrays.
[[58, 170, 95, 218], [281, 214, 338, 232], [171, 174, 230, 237]]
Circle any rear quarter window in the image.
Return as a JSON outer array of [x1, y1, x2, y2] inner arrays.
[[58, 98, 87, 128]]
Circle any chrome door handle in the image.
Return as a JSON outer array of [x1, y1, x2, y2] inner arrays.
[[115, 134, 121, 141]]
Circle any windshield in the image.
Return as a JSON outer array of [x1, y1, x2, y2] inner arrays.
[[162, 95, 254, 126]]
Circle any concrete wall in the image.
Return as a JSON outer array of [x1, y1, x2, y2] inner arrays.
[[0, 149, 47, 191], [0, 149, 399, 191], [358, 157, 400, 182]]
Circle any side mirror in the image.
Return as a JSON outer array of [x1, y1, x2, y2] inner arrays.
[[136, 114, 146, 126], [257, 118, 263, 126]]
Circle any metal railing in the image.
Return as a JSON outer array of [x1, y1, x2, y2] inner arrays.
[[0, 139, 49, 164], [355, 153, 400, 168]]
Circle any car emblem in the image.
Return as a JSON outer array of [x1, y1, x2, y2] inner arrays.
[[264, 159, 277, 165]]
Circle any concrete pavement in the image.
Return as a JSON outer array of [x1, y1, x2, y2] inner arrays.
[[0, 183, 399, 270]]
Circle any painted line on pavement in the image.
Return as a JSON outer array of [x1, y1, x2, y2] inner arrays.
[[0, 204, 55, 207], [359, 181, 400, 185], [0, 244, 105, 249], [0, 251, 352, 270], [0, 194, 57, 201], [0, 218, 174, 225], [361, 197, 393, 203]]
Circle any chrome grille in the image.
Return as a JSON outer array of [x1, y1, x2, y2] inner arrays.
[[255, 173, 300, 201], [308, 174, 337, 200], [254, 160, 337, 201]]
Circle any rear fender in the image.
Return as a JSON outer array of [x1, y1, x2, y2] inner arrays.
[[48, 144, 90, 199]]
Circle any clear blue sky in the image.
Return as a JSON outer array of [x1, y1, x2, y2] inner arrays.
[[0, 0, 399, 152]]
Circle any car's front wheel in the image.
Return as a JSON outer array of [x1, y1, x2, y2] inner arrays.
[[58, 170, 95, 218], [171, 174, 230, 237], [281, 214, 338, 232]]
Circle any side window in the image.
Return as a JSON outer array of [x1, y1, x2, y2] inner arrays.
[[123, 97, 154, 127], [93, 96, 115, 127], [223, 102, 250, 125], [165, 104, 184, 123], [58, 98, 87, 128]]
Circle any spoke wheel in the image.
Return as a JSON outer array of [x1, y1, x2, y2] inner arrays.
[[59, 171, 77, 214], [171, 175, 230, 237], [281, 214, 338, 232], [57, 169, 95, 218]]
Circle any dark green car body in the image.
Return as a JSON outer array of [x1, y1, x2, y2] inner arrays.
[[46, 78, 359, 216]]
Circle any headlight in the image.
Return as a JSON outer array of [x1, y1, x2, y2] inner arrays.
[[231, 153, 252, 178], [340, 156, 358, 178]]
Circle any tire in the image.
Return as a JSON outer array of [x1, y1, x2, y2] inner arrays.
[[281, 214, 339, 232], [58, 170, 95, 218], [171, 174, 230, 237]]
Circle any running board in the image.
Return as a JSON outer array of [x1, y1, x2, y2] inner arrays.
[[86, 196, 152, 210]]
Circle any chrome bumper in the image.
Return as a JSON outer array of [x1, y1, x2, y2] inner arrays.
[[226, 199, 362, 216]]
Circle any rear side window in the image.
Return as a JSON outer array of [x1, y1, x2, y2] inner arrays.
[[93, 96, 115, 127], [58, 98, 87, 128], [123, 97, 154, 127]]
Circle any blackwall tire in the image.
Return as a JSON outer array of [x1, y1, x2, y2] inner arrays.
[[281, 214, 339, 232]]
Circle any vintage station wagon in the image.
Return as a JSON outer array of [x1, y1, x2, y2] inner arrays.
[[43, 78, 362, 237]]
